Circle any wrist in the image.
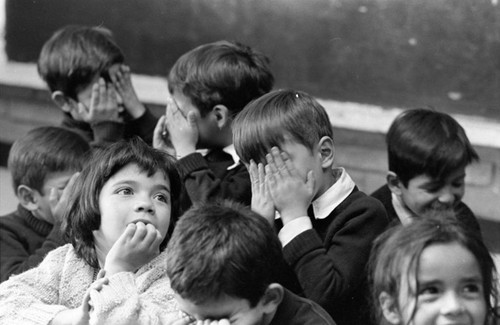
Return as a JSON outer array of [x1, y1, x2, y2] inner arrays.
[[126, 102, 146, 118]]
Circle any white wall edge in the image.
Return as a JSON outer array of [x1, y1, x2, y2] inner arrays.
[[1, 61, 499, 149]]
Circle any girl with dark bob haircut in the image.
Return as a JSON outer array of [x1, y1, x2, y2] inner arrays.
[[64, 137, 182, 268], [0, 137, 182, 323]]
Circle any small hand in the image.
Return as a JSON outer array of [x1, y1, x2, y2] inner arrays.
[[160, 312, 197, 325], [265, 147, 315, 225], [164, 97, 198, 158], [196, 319, 230, 325], [249, 160, 275, 224], [104, 222, 163, 275], [152, 115, 176, 157], [109, 64, 146, 118], [78, 78, 122, 124], [49, 172, 80, 225]]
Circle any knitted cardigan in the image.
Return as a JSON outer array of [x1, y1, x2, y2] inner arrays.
[[0, 244, 178, 325]]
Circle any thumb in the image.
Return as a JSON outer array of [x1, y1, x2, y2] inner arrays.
[[306, 170, 316, 194], [48, 187, 59, 208], [187, 110, 199, 128]]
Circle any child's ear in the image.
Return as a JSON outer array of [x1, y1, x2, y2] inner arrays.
[[318, 136, 335, 168], [379, 292, 402, 325], [387, 172, 403, 196], [212, 104, 231, 129], [17, 185, 40, 212], [260, 283, 284, 315], [51, 91, 77, 113]]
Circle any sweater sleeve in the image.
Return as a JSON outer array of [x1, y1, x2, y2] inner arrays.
[[89, 259, 178, 325], [0, 223, 66, 282], [282, 196, 388, 315], [124, 107, 158, 145], [176, 153, 251, 205], [0, 245, 73, 325]]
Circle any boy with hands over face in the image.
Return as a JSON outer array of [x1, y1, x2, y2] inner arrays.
[[153, 40, 274, 208], [38, 25, 157, 145], [233, 89, 388, 325]]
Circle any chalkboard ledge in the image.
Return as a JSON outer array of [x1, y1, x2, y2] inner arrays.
[[1, 61, 499, 149]]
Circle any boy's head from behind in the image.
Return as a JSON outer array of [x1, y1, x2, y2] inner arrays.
[[38, 25, 124, 116], [167, 40, 274, 149], [234, 89, 336, 198], [8, 126, 89, 223], [166, 200, 285, 324], [385, 108, 479, 218]]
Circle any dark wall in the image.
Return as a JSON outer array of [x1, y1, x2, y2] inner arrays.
[[5, 0, 500, 119]]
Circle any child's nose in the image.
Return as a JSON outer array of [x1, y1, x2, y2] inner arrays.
[[437, 186, 459, 205], [134, 198, 155, 214], [440, 291, 465, 316]]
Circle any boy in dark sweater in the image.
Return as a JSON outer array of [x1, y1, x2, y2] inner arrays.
[[233, 89, 388, 325], [153, 40, 274, 208], [37, 25, 158, 146], [0, 126, 89, 282], [166, 200, 336, 325], [371, 108, 481, 233]]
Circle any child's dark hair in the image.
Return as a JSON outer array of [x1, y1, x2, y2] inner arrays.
[[368, 216, 498, 325], [63, 137, 182, 269], [387, 108, 479, 186], [233, 89, 333, 165], [8, 126, 89, 194], [38, 25, 124, 100], [167, 40, 274, 117], [166, 200, 284, 307]]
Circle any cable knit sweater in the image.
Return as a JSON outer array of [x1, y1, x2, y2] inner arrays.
[[0, 244, 178, 325]]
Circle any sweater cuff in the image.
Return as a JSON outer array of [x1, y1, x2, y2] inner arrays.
[[90, 121, 125, 143], [176, 153, 208, 178], [282, 229, 324, 265], [26, 304, 68, 324]]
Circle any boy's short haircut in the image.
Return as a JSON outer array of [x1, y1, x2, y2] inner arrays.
[[37, 25, 124, 100], [7, 126, 90, 194], [387, 108, 478, 186], [167, 40, 274, 117], [166, 200, 284, 307], [233, 89, 334, 165], [63, 137, 182, 269]]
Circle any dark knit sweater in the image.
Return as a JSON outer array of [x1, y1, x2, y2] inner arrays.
[[175, 150, 251, 210], [0, 205, 66, 282], [60, 107, 158, 146], [270, 289, 336, 325], [371, 184, 481, 234], [277, 188, 388, 325]]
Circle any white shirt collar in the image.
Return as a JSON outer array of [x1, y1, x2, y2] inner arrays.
[[391, 192, 414, 225], [223, 144, 240, 170], [311, 167, 355, 219], [202, 144, 241, 170]]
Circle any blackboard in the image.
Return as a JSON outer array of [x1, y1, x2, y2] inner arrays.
[[5, 0, 500, 119]]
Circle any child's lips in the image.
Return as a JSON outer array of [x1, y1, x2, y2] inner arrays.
[[130, 219, 155, 226]]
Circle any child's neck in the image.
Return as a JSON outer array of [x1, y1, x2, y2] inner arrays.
[[314, 167, 341, 200]]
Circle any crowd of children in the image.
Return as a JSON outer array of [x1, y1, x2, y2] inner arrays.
[[0, 24, 498, 325]]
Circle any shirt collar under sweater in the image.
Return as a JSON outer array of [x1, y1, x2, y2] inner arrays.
[[203, 144, 240, 170], [391, 192, 414, 225], [17, 204, 53, 236], [311, 167, 355, 219]]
